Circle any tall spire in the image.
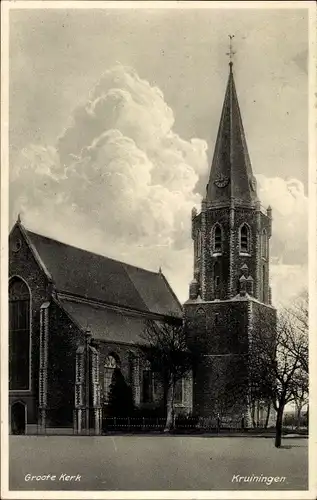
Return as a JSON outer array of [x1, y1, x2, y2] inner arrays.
[[206, 43, 258, 206]]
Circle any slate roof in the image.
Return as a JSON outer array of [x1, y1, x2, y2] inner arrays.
[[206, 63, 259, 206], [24, 228, 182, 318], [60, 298, 147, 345]]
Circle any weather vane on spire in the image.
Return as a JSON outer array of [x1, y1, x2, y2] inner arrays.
[[226, 34, 236, 68]]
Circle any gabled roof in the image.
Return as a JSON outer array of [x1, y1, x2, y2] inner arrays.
[[59, 298, 147, 345], [206, 63, 259, 207], [22, 227, 182, 318]]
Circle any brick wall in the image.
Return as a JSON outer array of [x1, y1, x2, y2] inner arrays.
[[9, 224, 51, 424], [185, 299, 252, 417], [46, 300, 85, 426], [96, 340, 192, 415], [190, 206, 272, 304]]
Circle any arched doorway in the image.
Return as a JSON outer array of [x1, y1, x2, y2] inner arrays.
[[11, 402, 26, 435]]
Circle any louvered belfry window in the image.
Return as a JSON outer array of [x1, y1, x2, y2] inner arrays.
[[240, 224, 250, 254], [212, 224, 222, 253]]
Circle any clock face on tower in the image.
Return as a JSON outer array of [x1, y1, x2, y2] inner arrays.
[[214, 174, 229, 188]]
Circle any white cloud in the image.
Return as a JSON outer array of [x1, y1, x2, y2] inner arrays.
[[10, 64, 307, 307], [256, 174, 308, 265], [270, 264, 307, 308]]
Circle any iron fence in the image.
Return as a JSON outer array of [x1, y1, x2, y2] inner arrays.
[[11, 408, 308, 435], [102, 416, 166, 432], [101, 415, 245, 433]]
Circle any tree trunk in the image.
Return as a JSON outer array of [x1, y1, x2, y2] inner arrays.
[[164, 383, 175, 432], [251, 402, 256, 428], [275, 405, 284, 448], [162, 379, 169, 418], [296, 404, 303, 430], [256, 401, 260, 428], [264, 401, 271, 429]]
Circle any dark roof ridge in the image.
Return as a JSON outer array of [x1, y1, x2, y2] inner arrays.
[[11, 221, 182, 317], [58, 291, 181, 320], [160, 271, 183, 312], [25, 226, 161, 276]]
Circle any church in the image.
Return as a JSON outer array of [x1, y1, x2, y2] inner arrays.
[[9, 59, 276, 434], [8, 221, 190, 435]]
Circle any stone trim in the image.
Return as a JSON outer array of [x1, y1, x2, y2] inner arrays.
[[184, 296, 276, 309], [246, 300, 253, 428], [39, 302, 50, 430], [255, 208, 261, 300], [200, 199, 207, 300], [90, 348, 101, 408], [228, 206, 235, 297], [9, 275, 33, 394], [17, 222, 53, 281], [90, 348, 101, 434], [75, 347, 85, 409], [56, 291, 182, 322], [75, 345, 101, 434], [132, 355, 141, 405]]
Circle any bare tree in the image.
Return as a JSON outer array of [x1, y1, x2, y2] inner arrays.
[[292, 370, 309, 429], [141, 317, 204, 432], [285, 290, 308, 374], [287, 290, 309, 427], [248, 315, 276, 429], [251, 293, 309, 447]]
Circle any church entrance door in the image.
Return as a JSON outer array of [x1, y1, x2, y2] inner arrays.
[[11, 402, 26, 434]]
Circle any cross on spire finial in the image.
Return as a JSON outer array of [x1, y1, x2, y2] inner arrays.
[[226, 34, 236, 71]]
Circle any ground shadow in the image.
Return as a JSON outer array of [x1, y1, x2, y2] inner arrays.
[[279, 444, 304, 449]]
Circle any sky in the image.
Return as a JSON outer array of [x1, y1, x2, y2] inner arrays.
[[8, 5, 309, 306]]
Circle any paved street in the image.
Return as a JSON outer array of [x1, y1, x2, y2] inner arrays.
[[9, 435, 308, 491]]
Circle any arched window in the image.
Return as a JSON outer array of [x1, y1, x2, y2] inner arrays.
[[212, 224, 222, 254], [103, 354, 119, 404], [9, 278, 31, 390], [195, 307, 207, 332], [213, 262, 221, 298], [240, 224, 251, 254], [261, 229, 268, 259]]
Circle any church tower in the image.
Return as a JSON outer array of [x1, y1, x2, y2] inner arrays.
[[184, 53, 276, 420]]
